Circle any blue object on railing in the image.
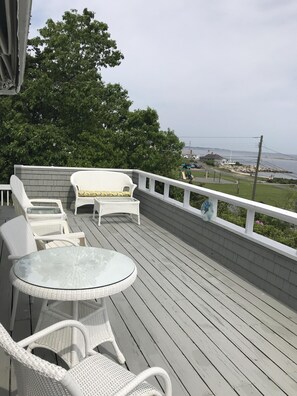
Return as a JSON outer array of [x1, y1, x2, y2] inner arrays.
[[201, 199, 214, 221]]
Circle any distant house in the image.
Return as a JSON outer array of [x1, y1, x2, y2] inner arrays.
[[199, 152, 224, 165], [220, 158, 236, 166]]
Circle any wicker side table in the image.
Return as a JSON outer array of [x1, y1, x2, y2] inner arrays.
[[93, 197, 140, 226]]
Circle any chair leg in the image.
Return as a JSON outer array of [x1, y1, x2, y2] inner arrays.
[[10, 287, 19, 331], [111, 339, 125, 364]]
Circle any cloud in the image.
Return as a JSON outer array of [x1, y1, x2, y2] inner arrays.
[[30, 0, 297, 154]]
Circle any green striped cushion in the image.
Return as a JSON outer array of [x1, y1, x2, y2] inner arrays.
[[78, 190, 131, 197]]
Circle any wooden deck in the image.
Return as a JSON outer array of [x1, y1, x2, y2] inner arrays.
[[1, 207, 297, 396]]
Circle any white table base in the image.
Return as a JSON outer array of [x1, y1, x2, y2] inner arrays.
[[31, 299, 124, 367]]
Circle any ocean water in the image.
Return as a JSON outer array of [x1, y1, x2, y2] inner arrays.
[[187, 147, 297, 180]]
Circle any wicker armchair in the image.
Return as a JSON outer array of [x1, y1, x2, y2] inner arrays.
[[0, 215, 86, 330], [10, 175, 67, 226], [0, 320, 172, 396]]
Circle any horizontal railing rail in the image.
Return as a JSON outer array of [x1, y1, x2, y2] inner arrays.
[[136, 170, 297, 259], [0, 184, 11, 206]]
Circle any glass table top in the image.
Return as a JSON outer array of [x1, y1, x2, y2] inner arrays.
[[27, 206, 62, 214], [13, 247, 136, 290]]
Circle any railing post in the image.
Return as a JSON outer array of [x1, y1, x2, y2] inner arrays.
[[211, 198, 218, 219], [245, 209, 255, 234], [138, 174, 146, 190], [149, 178, 155, 194], [183, 188, 190, 208], [164, 183, 170, 200]]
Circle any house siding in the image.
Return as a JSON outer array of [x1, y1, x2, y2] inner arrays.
[[135, 188, 297, 311]]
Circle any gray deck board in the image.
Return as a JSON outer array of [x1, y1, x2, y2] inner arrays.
[[103, 217, 295, 396], [0, 208, 297, 395]]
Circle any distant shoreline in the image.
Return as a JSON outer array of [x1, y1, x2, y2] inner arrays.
[[225, 165, 292, 175], [183, 146, 297, 179]]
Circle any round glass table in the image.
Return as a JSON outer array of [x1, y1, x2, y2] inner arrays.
[[10, 246, 137, 366]]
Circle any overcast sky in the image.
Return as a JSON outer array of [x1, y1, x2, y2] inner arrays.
[[30, 0, 297, 155]]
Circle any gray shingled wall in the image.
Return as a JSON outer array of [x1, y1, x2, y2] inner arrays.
[[135, 189, 297, 311], [15, 165, 297, 311]]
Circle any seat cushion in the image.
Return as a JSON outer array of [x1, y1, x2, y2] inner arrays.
[[68, 354, 162, 396], [78, 191, 131, 198]]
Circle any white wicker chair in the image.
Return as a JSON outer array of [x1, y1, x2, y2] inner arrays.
[[10, 175, 67, 226], [30, 219, 87, 249], [0, 216, 87, 330], [0, 320, 172, 396]]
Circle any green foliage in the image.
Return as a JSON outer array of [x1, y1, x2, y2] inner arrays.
[[118, 108, 184, 178], [189, 192, 206, 209], [215, 202, 297, 248], [216, 202, 246, 227], [169, 186, 184, 203], [205, 160, 214, 166], [267, 177, 296, 184], [254, 222, 297, 248], [0, 8, 183, 182]]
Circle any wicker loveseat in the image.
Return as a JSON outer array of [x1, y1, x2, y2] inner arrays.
[[71, 171, 137, 215]]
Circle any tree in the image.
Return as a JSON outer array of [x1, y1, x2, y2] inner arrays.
[[23, 8, 125, 133], [117, 108, 183, 177], [0, 8, 183, 182]]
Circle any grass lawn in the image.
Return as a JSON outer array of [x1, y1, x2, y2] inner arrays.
[[190, 169, 297, 209]]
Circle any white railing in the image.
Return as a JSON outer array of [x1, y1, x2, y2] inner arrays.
[[136, 170, 297, 259], [0, 184, 11, 206]]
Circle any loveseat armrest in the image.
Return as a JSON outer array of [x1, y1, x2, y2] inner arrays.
[[71, 184, 80, 198], [130, 183, 137, 195]]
